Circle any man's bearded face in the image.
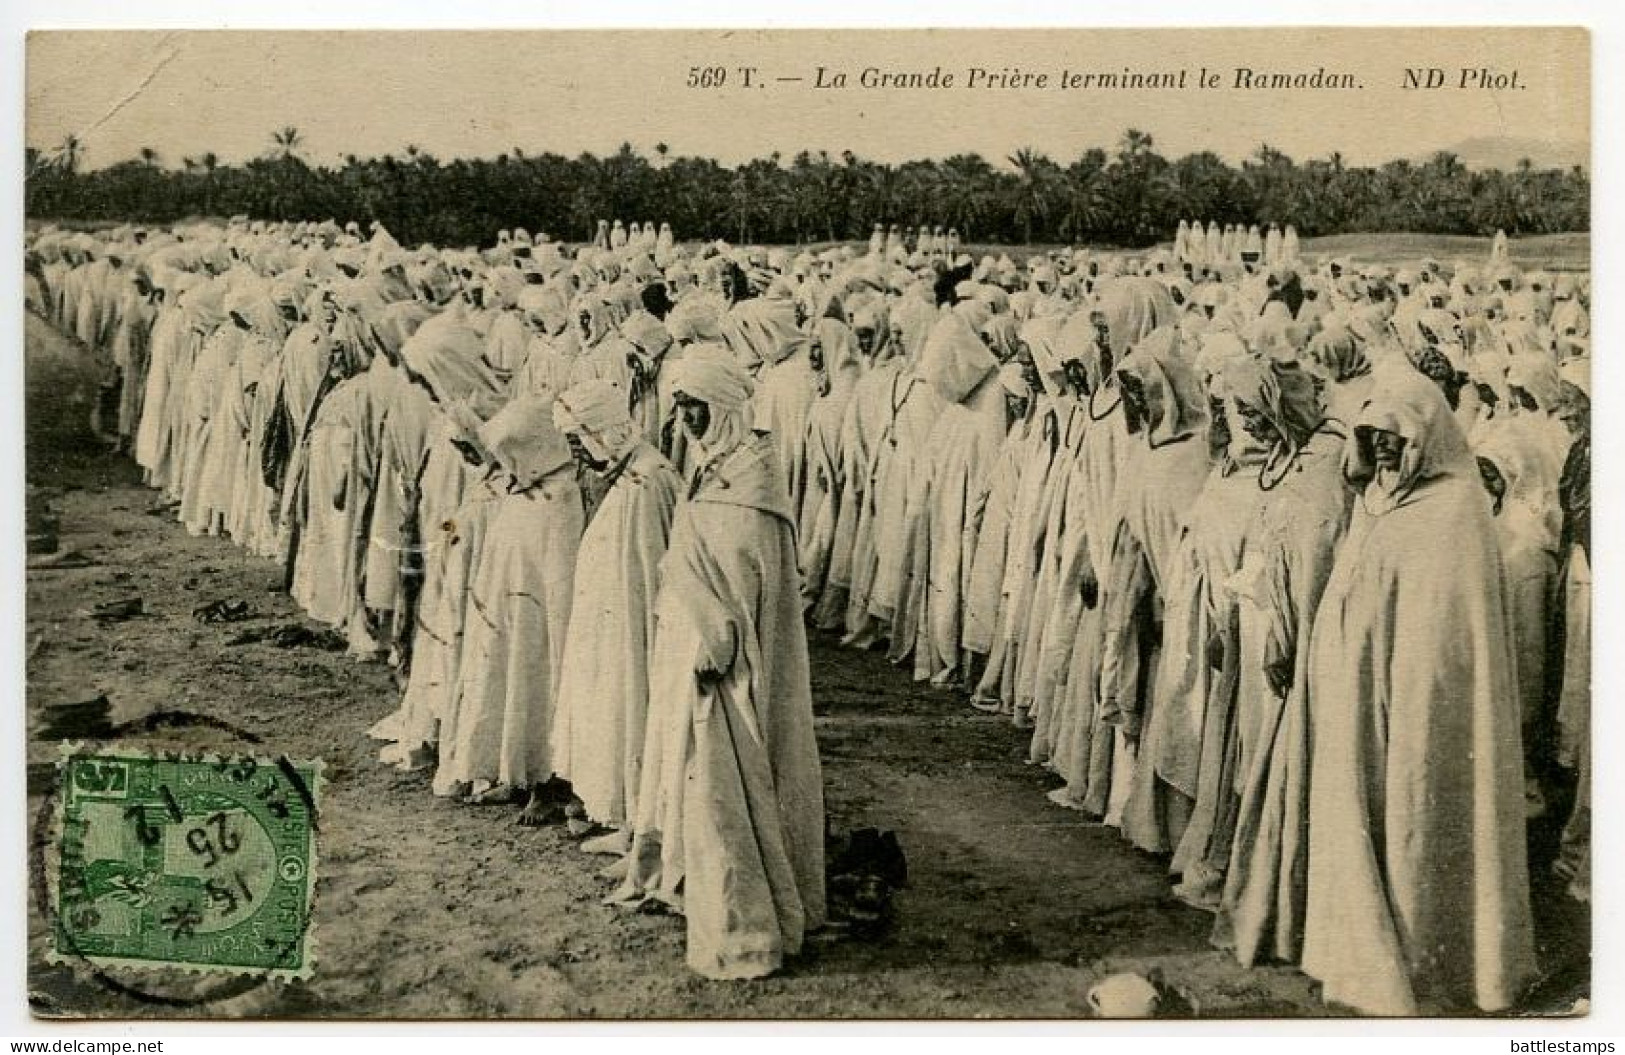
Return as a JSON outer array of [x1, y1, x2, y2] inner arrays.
[[1018, 350, 1041, 396], [1091, 314, 1111, 356], [1370, 428, 1406, 470], [1061, 359, 1090, 397], [1234, 400, 1278, 446], [1208, 396, 1232, 454], [676, 394, 711, 440], [1120, 375, 1148, 434]]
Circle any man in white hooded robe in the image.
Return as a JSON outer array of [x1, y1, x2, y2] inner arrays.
[[549, 380, 682, 844], [611, 344, 826, 982], [436, 394, 584, 811], [1301, 364, 1535, 1015]]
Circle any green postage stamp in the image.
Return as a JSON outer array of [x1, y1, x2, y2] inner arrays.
[[48, 748, 321, 980]]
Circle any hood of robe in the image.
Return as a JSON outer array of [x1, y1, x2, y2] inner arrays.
[[224, 282, 288, 341], [1560, 356, 1590, 400], [572, 294, 621, 347], [180, 278, 229, 334], [1197, 345, 1272, 472], [1467, 347, 1514, 406], [1115, 327, 1209, 448], [980, 314, 1021, 362], [1505, 349, 1563, 412], [1055, 308, 1100, 376], [1414, 307, 1463, 348], [1194, 331, 1252, 393], [1246, 300, 1303, 362], [327, 308, 378, 377], [665, 294, 724, 344], [400, 314, 506, 406], [1345, 304, 1393, 346], [361, 300, 430, 364], [1018, 315, 1067, 397], [1344, 360, 1475, 512], [723, 297, 805, 369], [518, 285, 570, 336], [998, 362, 1032, 401], [917, 310, 997, 404], [952, 297, 993, 334], [408, 258, 459, 305], [813, 317, 863, 397], [361, 224, 402, 269], [1474, 418, 1561, 523], [1094, 277, 1177, 364], [889, 295, 939, 364], [478, 393, 574, 491], [684, 431, 795, 526], [1219, 352, 1327, 459], [1498, 318, 1547, 359], [269, 272, 311, 317], [1304, 325, 1369, 384], [328, 275, 390, 322], [554, 377, 639, 466]]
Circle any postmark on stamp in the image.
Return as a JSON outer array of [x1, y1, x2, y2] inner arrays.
[[47, 747, 321, 980]]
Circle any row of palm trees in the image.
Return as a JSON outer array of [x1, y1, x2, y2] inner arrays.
[[26, 126, 1589, 248]]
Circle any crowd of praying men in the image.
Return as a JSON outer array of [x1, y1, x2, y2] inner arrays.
[[24, 212, 1590, 1011]]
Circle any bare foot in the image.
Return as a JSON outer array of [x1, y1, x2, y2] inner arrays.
[[432, 779, 471, 800], [469, 782, 524, 806], [581, 828, 632, 856]]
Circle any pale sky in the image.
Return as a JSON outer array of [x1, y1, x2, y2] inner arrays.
[[26, 28, 1589, 172]]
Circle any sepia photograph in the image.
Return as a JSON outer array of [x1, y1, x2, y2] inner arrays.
[[19, 25, 1592, 1022]]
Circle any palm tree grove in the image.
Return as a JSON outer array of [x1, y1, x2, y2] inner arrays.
[[26, 126, 1589, 248]]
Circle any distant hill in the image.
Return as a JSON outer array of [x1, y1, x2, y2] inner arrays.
[[1433, 136, 1589, 172]]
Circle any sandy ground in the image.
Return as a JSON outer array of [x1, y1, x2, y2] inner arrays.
[[23, 311, 1588, 1021]]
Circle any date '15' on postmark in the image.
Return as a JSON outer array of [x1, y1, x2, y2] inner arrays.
[[47, 749, 320, 980]]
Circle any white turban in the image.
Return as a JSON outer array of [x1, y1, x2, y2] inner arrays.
[[554, 378, 638, 465], [667, 343, 754, 409], [1194, 332, 1253, 393], [665, 297, 723, 344], [668, 343, 756, 462], [620, 310, 672, 359]]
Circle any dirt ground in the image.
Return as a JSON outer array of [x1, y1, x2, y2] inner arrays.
[[23, 311, 1588, 1021]]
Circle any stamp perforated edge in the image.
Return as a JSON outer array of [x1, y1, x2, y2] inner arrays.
[[43, 741, 324, 983]]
